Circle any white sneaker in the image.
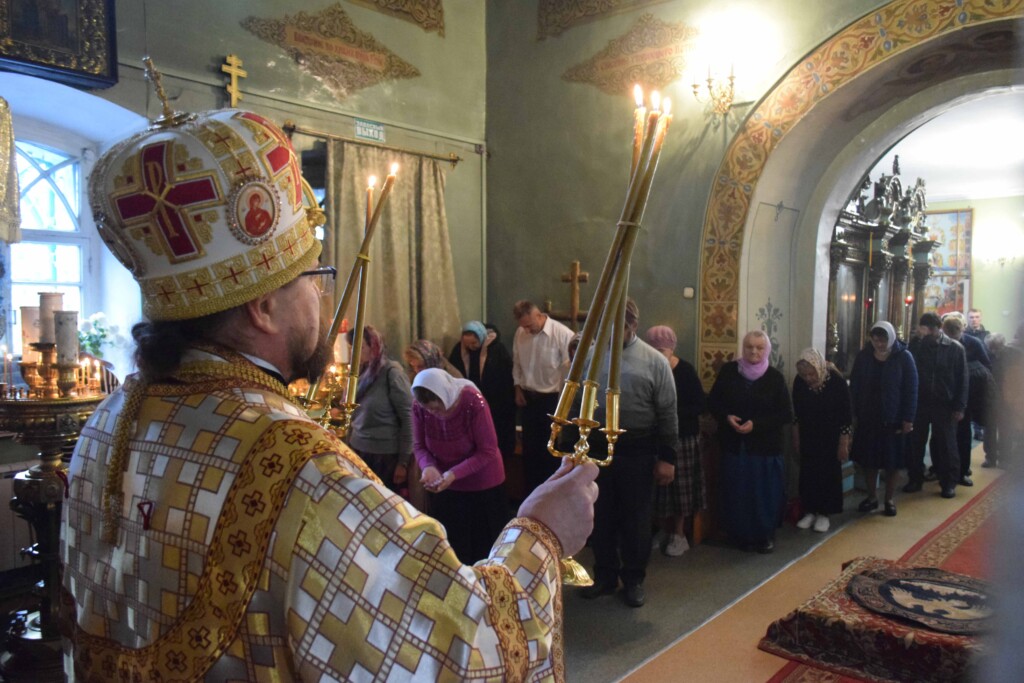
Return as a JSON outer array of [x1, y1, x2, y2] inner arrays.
[[664, 534, 689, 557], [651, 531, 666, 551], [796, 513, 816, 530], [813, 515, 830, 533]]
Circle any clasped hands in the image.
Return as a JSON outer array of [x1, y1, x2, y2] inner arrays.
[[726, 414, 754, 435], [421, 466, 455, 493]]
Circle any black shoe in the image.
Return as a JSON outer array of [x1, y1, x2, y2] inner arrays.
[[941, 487, 956, 499], [756, 540, 775, 554], [959, 476, 974, 487], [982, 460, 999, 469], [623, 583, 646, 608], [884, 501, 897, 517], [579, 580, 618, 599], [902, 481, 923, 493], [857, 497, 879, 512]]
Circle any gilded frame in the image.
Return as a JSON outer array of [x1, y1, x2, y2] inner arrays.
[[0, 0, 117, 89]]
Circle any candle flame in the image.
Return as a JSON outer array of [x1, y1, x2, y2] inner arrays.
[[633, 84, 643, 107], [389, 162, 399, 175], [662, 97, 672, 116], [651, 91, 661, 111], [368, 175, 377, 189]]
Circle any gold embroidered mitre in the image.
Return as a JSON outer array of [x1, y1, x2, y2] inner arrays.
[[88, 107, 322, 321]]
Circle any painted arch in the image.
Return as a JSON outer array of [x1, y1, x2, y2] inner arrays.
[[696, 0, 1024, 386]]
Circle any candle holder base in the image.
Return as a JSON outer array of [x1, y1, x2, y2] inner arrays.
[[559, 556, 594, 588]]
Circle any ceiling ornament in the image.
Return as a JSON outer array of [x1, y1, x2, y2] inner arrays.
[[348, 0, 445, 36], [562, 13, 698, 96], [241, 3, 420, 100], [537, 0, 671, 40]]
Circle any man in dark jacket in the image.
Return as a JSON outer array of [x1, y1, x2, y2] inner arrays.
[[906, 312, 969, 498], [942, 314, 993, 485]]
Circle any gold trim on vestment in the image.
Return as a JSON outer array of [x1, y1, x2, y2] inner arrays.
[[79, 418, 343, 682], [479, 565, 529, 683]]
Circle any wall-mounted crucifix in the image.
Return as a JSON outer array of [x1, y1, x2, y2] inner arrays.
[[543, 259, 589, 331], [221, 54, 248, 107]]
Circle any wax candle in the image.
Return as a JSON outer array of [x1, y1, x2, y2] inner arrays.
[[38, 292, 64, 345], [55, 310, 79, 365], [631, 84, 646, 178], [20, 306, 39, 360]]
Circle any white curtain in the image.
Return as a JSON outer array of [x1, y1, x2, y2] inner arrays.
[[323, 141, 461, 359]]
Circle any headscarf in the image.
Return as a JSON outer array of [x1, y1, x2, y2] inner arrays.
[[462, 321, 487, 345], [645, 325, 677, 351], [408, 339, 447, 369], [870, 321, 896, 352], [350, 325, 387, 398], [797, 347, 828, 386], [412, 368, 477, 410], [737, 330, 771, 381]]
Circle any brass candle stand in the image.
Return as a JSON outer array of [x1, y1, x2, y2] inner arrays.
[[0, 382, 106, 681]]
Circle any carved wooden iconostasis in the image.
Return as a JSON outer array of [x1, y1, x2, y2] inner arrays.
[[827, 158, 937, 375]]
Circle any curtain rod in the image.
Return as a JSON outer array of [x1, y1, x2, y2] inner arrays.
[[282, 121, 463, 169]]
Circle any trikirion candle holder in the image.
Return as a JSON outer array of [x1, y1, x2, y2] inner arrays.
[[546, 86, 673, 587]]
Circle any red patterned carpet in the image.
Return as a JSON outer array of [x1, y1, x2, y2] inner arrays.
[[764, 477, 1004, 683]]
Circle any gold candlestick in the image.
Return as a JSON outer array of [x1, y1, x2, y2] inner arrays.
[[547, 86, 673, 587], [56, 363, 79, 398]]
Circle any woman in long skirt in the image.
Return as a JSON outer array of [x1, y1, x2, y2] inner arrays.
[[792, 348, 852, 533], [708, 330, 793, 553], [850, 321, 918, 516]]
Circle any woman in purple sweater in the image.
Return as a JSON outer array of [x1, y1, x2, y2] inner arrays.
[[411, 368, 509, 563]]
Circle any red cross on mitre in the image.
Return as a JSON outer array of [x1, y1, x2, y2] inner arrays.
[[111, 141, 222, 263], [237, 112, 302, 211]]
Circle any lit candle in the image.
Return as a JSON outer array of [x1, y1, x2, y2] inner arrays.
[[80, 359, 89, 391], [631, 84, 645, 179], [1, 346, 8, 386], [366, 175, 376, 232]]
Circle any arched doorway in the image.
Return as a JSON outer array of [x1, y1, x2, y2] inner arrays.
[[696, 0, 1024, 385]]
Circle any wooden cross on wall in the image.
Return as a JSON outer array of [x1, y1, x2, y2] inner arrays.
[[543, 259, 589, 331]]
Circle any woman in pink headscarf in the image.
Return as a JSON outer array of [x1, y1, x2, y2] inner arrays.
[[708, 330, 793, 553]]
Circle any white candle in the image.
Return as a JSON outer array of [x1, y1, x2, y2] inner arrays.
[[20, 306, 39, 360], [55, 310, 79, 365], [38, 292, 64, 345]]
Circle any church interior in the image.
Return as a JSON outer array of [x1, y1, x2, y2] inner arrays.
[[1, 0, 1023, 680]]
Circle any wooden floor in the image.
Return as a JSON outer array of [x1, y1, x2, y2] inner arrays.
[[624, 454, 1001, 682]]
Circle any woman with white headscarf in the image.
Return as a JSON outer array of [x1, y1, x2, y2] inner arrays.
[[849, 321, 918, 517], [792, 348, 852, 533], [411, 368, 509, 563]]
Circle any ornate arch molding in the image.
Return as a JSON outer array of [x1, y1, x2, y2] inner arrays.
[[696, 0, 1024, 386]]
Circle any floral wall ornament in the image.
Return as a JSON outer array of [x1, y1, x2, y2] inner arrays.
[[348, 0, 445, 36], [562, 13, 698, 96], [241, 3, 420, 100], [537, 0, 672, 40], [755, 297, 784, 371]]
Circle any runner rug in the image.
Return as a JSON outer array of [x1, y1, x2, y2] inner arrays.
[[762, 477, 1004, 683]]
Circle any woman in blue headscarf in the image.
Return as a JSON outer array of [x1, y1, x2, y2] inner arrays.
[[448, 321, 516, 458]]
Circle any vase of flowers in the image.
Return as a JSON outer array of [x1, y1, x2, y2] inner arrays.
[[78, 312, 124, 359]]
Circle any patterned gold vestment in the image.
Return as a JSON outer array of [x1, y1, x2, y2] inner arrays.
[[61, 349, 565, 681]]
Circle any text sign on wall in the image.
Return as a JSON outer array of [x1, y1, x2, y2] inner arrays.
[[355, 119, 386, 143]]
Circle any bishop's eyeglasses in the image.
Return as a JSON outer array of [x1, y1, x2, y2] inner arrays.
[[300, 266, 337, 296]]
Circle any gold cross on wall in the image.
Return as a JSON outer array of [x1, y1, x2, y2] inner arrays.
[[221, 54, 248, 108]]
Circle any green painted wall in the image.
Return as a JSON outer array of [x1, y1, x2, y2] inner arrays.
[[930, 195, 1024, 337], [484, 0, 888, 359], [100, 0, 488, 326]]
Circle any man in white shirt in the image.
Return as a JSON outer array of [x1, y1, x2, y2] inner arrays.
[[513, 300, 577, 496]]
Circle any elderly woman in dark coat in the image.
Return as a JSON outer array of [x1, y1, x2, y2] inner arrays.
[[708, 330, 793, 554], [792, 348, 852, 533], [448, 321, 517, 458], [850, 321, 918, 517]]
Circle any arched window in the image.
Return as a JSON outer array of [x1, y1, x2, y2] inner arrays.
[[10, 139, 94, 355]]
